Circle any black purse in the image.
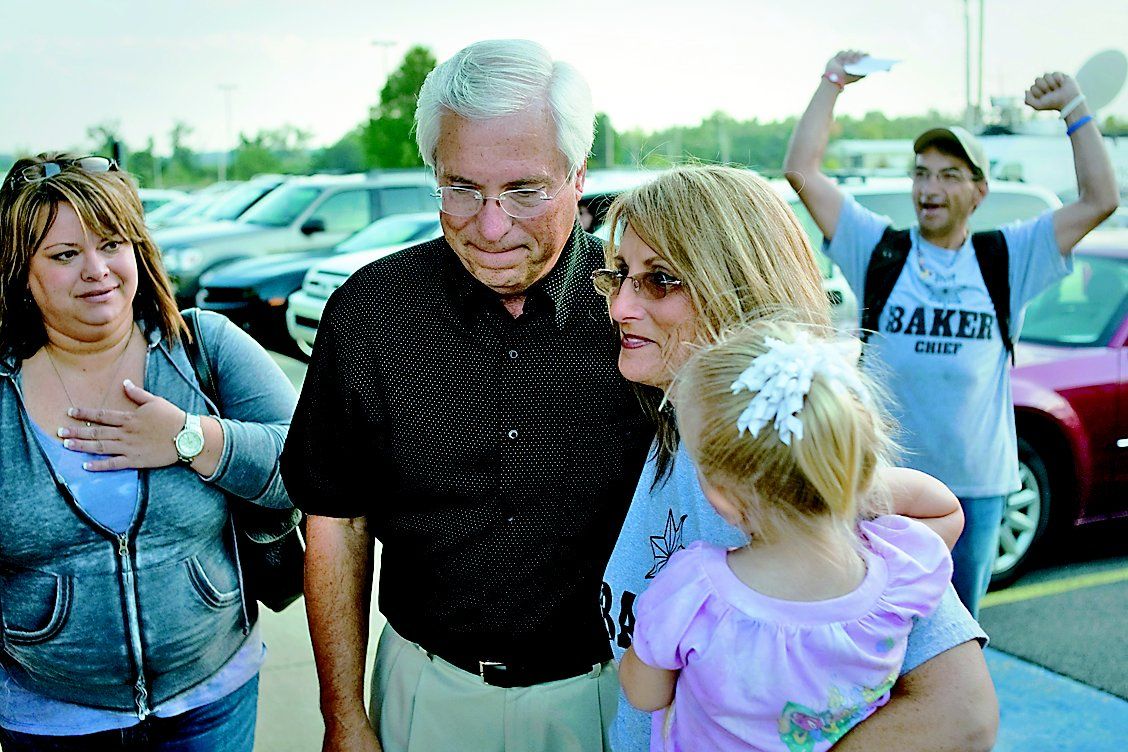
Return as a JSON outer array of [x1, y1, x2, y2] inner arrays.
[[180, 308, 305, 612]]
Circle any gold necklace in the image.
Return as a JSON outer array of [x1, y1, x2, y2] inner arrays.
[[43, 325, 137, 428]]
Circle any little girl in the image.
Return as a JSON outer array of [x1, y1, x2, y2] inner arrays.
[[618, 320, 959, 752]]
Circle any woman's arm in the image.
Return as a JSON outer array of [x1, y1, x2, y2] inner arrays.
[[883, 467, 964, 549], [834, 640, 998, 752], [191, 313, 297, 508], [619, 646, 678, 712]]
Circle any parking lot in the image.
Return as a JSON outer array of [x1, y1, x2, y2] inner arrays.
[[256, 352, 1128, 752]]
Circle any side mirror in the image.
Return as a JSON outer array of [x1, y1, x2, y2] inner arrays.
[[300, 218, 326, 236]]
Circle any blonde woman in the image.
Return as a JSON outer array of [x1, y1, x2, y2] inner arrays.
[[596, 165, 997, 751]]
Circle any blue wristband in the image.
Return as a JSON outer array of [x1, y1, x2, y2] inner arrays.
[[1066, 114, 1094, 137]]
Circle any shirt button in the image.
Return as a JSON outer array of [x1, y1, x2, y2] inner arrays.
[[507, 429, 519, 440], [508, 350, 519, 359]]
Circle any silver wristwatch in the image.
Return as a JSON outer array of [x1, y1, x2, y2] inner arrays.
[[174, 413, 206, 464]]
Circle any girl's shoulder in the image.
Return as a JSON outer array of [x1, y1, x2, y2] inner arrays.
[[860, 515, 954, 621], [644, 541, 723, 599]]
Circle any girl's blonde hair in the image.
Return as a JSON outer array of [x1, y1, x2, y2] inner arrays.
[[670, 319, 893, 543], [602, 164, 832, 479], [0, 152, 186, 357]]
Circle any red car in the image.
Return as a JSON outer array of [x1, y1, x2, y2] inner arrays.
[[995, 229, 1128, 585]]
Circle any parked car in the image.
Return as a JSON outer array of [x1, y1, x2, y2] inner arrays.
[[157, 172, 435, 307], [196, 212, 441, 357], [993, 230, 1128, 585], [287, 238, 432, 356], [145, 195, 202, 229], [157, 175, 288, 230], [137, 188, 189, 214]]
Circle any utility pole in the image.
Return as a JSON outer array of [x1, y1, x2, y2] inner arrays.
[[977, 0, 985, 129], [218, 84, 236, 182], [371, 39, 395, 98], [964, 0, 974, 129]]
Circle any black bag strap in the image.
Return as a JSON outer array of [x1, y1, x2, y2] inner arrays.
[[180, 308, 218, 405], [860, 227, 912, 343], [860, 228, 1013, 364], [971, 230, 1014, 365]]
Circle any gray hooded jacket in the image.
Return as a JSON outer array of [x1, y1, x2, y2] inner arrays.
[[0, 311, 296, 717]]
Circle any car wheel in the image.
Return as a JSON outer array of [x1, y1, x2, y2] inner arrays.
[[991, 438, 1053, 587]]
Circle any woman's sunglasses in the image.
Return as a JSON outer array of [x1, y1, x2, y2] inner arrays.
[[12, 156, 119, 186], [591, 268, 684, 300]]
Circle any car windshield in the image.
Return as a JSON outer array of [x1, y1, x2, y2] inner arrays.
[[336, 215, 438, 253], [240, 185, 322, 227], [202, 181, 279, 221], [146, 199, 194, 223], [1021, 254, 1127, 346]]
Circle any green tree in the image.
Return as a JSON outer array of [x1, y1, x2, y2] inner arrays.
[[127, 137, 160, 188], [164, 121, 206, 187], [590, 113, 617, 168], [310, 127, 366, 174], [229, 125, 312, 179], [363, 45, 437, 168], [86, 121, 121, 156]]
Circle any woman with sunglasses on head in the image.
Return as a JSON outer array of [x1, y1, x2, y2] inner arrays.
[[597, 165, 998, 752], [0, 153, 296, 750]]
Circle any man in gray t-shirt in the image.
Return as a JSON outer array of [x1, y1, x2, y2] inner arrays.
[[784, 50, 1117, 617]]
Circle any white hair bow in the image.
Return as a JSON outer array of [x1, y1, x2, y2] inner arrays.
[[731, 332, 865, 446]]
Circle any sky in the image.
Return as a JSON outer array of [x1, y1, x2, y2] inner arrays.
[[2, 0, 1126, 156]]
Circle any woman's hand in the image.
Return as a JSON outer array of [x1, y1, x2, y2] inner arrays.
[[58, 379, 189, 471]]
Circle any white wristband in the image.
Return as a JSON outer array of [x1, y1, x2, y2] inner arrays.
[[1060, 94, 1086, 120]]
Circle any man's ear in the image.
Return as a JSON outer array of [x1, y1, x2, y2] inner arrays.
[[972, 179, 989, 211], [574, 163, 587, 195]]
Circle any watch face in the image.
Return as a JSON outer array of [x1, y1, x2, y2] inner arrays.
[[176, 429, 205, 458]]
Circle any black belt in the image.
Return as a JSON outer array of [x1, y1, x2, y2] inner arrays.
[[427, 650, 598, 688]]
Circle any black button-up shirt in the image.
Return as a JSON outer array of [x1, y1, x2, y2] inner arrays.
[[282, 225, 654, 665]]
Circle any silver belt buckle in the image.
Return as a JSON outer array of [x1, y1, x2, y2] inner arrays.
[[479, 660, 504, 681]]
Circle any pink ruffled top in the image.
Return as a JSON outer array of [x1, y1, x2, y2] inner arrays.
[[631, 515, 953, 752]]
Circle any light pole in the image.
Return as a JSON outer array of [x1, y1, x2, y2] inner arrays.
[[962, 0, 986, 131], [218, 84, 236, 182], [371, 39, 395, 99], [964, 0, 973, 129]]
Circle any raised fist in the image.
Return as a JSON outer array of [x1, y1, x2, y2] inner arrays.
[[1025, 72, 1082, 113]]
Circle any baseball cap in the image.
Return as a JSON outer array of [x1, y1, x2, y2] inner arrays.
[[913, 126, 989, 177]]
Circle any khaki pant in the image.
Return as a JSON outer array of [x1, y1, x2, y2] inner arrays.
[[370, 624, 619, 752]]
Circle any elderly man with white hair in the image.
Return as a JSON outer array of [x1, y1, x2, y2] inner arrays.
[[282, 39, 654, 751]]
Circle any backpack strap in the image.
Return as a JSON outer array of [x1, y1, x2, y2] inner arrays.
[[970, 230, 1014, 365], [180, 308, 218, 405], [860, 227, 912, 343]]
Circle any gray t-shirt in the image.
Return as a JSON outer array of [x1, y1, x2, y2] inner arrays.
[[602, 442, 987, 751], [826, 197, 1069, 497]]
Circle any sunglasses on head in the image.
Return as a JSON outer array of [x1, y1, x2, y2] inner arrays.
[[11, 156, 119, 186], [591, 268, 684, 300]]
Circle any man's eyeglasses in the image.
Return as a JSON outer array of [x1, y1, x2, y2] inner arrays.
[[433, 175, 573, 220], [591, 268, 684, 300], [13, 156, 119, 186], [911, 167, 976, 186]]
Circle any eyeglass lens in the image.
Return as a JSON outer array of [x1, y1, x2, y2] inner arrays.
[[435, 187, 549, 219], [591, 270, 678, 300]]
